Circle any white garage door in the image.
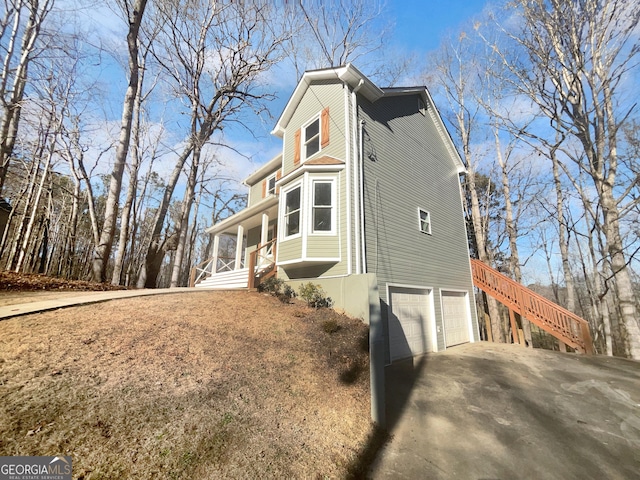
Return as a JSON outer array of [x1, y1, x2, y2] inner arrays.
[[388, 287, 433, 362], [442, 291, 470, 347]]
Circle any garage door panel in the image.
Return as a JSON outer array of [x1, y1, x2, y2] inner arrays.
[[442, 292, 470, 347], [389, 287, 433, 362]]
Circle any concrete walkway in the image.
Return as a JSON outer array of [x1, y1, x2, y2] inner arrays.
[[369, 342, 640, 479], [0, 287, 209, 319]]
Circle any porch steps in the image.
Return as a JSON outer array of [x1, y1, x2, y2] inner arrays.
[[194, 268, 249, 289], [470, 258, 593, 354]]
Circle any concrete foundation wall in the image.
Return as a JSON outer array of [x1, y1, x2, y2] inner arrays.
[[284, 273, 377, 324]]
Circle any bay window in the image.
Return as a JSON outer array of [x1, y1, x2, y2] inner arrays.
[[284, 186, 301, 237]]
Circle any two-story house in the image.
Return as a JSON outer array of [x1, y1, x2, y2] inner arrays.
[[197, 64, 479, 363]]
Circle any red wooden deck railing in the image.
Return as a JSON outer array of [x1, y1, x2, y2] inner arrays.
[[470, 258, 593, 354]]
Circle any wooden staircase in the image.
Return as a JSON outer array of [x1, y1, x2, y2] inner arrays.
[[470, 259, 594, 354]]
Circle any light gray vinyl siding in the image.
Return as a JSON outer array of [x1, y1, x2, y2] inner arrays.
[[277, 83, 350, 278], [247, 165, 280, 208], [359, 93, 478, 350], [278, 236, 303, 261], [246, 227, 260, 251], [306, 236, 339, 258], [283, 80, 346, 175], [248, 182, 264, 207]]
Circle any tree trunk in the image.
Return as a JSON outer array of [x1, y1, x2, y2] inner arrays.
[[493, 127, 531, 346], [111, 52, 147, 286], [0, 0, 53, 196], [14, 142, 53, 272], [92, 0, 147, 282], [138, 142, 194, 288], [466, 169, 504, 343], [600, 187, 640, 358], [550, 148, 576, 313], [170, 145, 201, 287]]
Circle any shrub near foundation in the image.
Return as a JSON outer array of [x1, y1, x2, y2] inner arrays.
[[298, 282, 333, 309]]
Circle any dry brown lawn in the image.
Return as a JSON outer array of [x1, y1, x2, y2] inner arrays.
[[0, 290, 374, 479]]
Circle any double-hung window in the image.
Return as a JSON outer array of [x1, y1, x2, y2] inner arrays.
[[303, 117, 320, 159], [267, 174, 276, 195], [419, 208, 431, 235], [312, 181, 333, 233], [284, 186, 301, 237]]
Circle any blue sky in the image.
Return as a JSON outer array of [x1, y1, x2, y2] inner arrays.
[[389, 0, 488, 52], [235, 0, 492, 174], [78, 1, 495, 202]]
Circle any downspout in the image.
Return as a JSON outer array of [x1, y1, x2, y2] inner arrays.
[[352, 79, 364, 274], [344, 83, 352, 275], [359, 117, 367, 274]]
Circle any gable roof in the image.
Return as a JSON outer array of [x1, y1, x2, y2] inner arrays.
[[270, 64, 465, 175], [271, 64, 384, 138]]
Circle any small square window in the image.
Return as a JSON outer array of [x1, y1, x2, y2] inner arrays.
[[419, 209, 431, 234]]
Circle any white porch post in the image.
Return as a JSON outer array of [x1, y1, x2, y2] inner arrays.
[[211, 234, 220, 274], [259, 213, 270, 267], [260, 213, 269, 246], [235, 224, 244, 270]]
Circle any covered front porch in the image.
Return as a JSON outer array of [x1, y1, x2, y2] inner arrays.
[[191, 195, 279, 289]]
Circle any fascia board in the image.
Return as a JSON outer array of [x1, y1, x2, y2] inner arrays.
[[243, 154, 282, 186], [205, 195, 279, 235], [271, 64, 383, 137]]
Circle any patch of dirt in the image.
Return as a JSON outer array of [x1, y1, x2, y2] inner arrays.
[[0, 290, 373, 479], [0, 271, 127, 292]]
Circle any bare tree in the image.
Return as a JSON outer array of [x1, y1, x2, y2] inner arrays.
[[91, 0, 148, 282], [0, 0, 54, 196], [110, 40, 160, 285], [290, 0, 409, 85], [137, 0, 290, 288], [427, 34, 506, 342], [485, 0, 640, 357]]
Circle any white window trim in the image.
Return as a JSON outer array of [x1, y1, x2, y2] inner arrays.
[[302, 113, 322, 162], [281, 181, 303, 241], [418, 208, 432, 235], [309, 177, 337, 236]]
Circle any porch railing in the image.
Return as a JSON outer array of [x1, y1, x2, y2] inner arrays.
[[470, 258, 593, 354], [247, 239, 277, 290], [189, 255, 244, 287]]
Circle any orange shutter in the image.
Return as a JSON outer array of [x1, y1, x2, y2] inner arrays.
[[321, 107, 330, 148], [262, 179, 266, 198], [294, 129, 301, 165], [275, 170, 282, 194]]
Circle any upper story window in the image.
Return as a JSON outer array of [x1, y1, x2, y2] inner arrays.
[[304, 118, 321, 159], [267, 174, 277, 195], [294, 107, 330, 165], [419, 208, 432, 235], [284, 185, 301, 237], [312, 181, 333, 233], [261, 171, 281, 198]]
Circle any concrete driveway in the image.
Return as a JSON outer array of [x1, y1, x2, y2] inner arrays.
[[369, 342, 640, 479]]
